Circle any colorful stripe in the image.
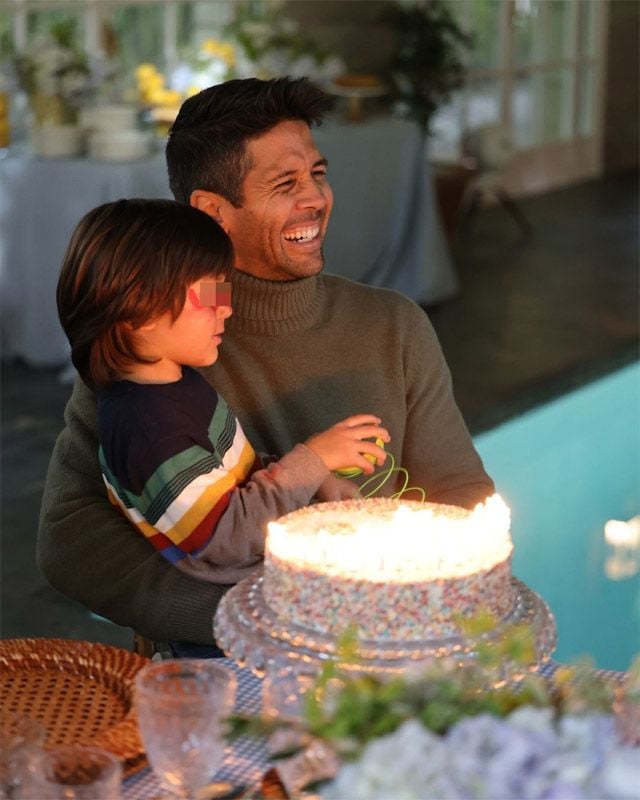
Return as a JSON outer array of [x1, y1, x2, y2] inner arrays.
[[99, 374, 259, 563]]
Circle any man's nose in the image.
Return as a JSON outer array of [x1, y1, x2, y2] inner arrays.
[[217, 305, 232, 320], [296, 176, 331, 209]]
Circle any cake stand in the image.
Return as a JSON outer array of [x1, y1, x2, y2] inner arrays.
[[214, 569, 557, 679]]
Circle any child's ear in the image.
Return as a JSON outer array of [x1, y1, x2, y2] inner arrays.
[[123, 320, 156, 332], [137, 321, 157, 332], [190, 190, 228, 228]]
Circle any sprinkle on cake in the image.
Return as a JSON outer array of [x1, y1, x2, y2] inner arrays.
[[263, 495, 515, 641]]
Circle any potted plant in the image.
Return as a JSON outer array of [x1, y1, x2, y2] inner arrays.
[[384, 0, 475, 240], [13, 18, 94, 157], [384, 0, 471, 135]]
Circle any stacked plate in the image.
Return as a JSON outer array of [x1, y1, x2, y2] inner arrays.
[[80, 104, 152, 162]]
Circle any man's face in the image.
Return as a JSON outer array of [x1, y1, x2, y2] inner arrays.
[[221, 120, 334, 281]]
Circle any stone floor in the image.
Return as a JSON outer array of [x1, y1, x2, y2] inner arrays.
[[1, 169, 638, 650]]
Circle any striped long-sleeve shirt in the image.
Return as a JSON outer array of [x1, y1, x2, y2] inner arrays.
[[97, 367, 329, 584]]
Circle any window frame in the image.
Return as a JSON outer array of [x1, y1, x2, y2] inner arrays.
[[431, 0, 608, 193]]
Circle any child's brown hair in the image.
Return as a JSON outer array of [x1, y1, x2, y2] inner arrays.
[[57, 198, 233, 391]]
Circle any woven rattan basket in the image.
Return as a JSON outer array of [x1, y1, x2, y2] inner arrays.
[[0, 638, 149, 776]]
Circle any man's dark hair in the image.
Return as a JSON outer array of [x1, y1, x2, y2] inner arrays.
[[57, 199, 233, 391], [166, 76, 333, 207]]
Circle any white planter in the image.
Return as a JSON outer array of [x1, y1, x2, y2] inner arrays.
[[31, 123, 84, 158], [79, 104, 139, 133], [87, 129, 152, 162]]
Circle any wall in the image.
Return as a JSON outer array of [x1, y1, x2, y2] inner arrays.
[[286, 0, 639, 181], [602, 0, 640, 172]]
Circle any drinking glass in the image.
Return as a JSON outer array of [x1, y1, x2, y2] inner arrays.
[[134, 659, 236, 799], [262, 657, 319, 723], [19, 745, 122, 799], [0, 713, 45, 799]]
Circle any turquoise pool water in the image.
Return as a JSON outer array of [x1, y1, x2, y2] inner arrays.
[[473, 361, 640, 672]]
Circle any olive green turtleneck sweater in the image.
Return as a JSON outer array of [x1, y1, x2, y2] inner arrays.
[[37, 270, 493, 644]]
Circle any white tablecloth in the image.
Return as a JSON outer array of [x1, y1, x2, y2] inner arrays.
[[0, 119, 457, 367], [0, 149, 172, 367], [316, 118, 457, 304]]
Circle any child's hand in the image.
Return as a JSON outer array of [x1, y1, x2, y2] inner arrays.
[[305, 415, 389, 475], [315, 473, 360, 502]]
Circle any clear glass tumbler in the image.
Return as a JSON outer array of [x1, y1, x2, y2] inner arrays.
[[0, 713, 45, 799], [19, 745, 122, 799], [134, 659, 237, 799]]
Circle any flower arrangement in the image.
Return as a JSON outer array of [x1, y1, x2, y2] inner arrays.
[[222, 0, 344, 84], [134, 64, 184, 110], [164, 36, 237, 103], [134, 63, 194, 133], [178, 38, 236, 91], [14, 19, 94, 125], [230, 621, 640, 799], [134, 1, 345, 132], [323, 710, 637, 799]]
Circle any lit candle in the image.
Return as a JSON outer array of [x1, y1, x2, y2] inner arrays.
[[604, 515, 640, 580], [267, 494, 512, 581]]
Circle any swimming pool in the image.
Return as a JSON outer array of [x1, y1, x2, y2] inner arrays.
[[473, 360, 640, 672]]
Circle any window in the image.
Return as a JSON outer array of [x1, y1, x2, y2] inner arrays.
[[3, 0, 607, 191], [429, 0, 606, 191], [2, 1, 232, 74]]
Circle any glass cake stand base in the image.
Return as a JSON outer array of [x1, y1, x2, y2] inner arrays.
[[213, 570, 557, 679]]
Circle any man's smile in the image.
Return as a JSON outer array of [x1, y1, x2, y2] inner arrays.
[[282, 225, 321, 243]]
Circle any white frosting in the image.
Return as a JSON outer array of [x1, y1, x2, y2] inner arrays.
[[267, 495, 512, 583]]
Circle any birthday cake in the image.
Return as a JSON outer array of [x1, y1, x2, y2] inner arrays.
[[263, 495, 515, 641]]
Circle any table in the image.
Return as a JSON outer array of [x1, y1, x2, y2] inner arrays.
[[0, 149, 172, 368], [122, 657, 627, 799], [0, 119, 457, 368]]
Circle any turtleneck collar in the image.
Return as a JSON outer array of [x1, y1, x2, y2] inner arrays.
[[228, 268, 324, 336]]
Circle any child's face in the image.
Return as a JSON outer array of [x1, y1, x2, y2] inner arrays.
[[134, 277, 232, 381]]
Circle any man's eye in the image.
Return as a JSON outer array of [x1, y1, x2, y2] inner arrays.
[[313, 170, 327, 180], [276, 179, 295, 191]]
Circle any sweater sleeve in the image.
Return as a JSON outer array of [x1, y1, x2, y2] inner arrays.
[[36, 377, 228, 644], [399, 303, 495, 508], [109, 433, 328, 581]]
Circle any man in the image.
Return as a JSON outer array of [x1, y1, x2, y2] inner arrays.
[[37, 77, 493, 647]]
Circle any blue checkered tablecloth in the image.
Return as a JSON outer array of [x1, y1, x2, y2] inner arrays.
[[122, 658, 626, 800], [124, 660, 267, 800]]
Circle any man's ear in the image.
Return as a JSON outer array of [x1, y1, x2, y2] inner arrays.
[[190, 190, 229, 228]]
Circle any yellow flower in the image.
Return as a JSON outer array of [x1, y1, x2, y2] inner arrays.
[[200, 38, 236, 68], [140, 73, 165, 91], [135, 63, 160, 80], [135, 66, 168, 105], [147, 87, 181, 107], [161, 89, 182, 106]]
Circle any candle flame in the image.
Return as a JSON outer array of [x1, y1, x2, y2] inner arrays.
[[604, 518, 640, 548], [267, 494, 512, 582]]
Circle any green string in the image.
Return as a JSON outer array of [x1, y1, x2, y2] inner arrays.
[[356, 451, 426, 502]]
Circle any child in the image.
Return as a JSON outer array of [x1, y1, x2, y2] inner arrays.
[[57, 198, 389, 589]]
